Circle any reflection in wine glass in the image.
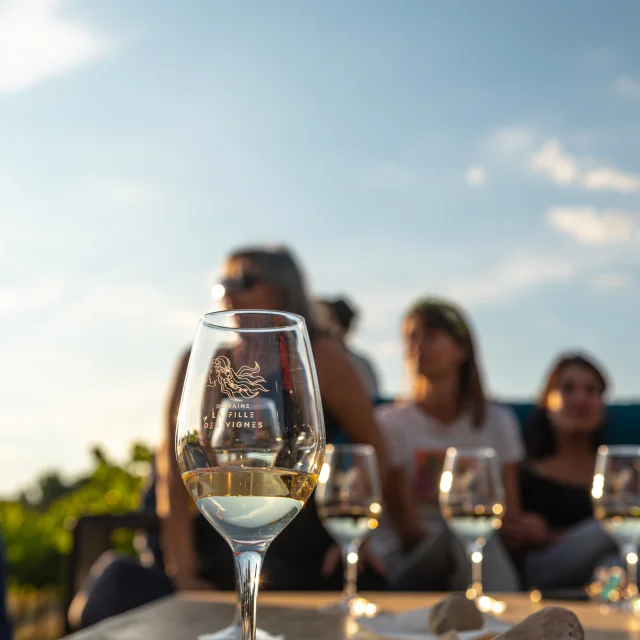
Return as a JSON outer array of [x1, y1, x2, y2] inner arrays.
[[439, 447, 506, 614], [315, 444, 382, 617], [209, 397, 282, 466], [176, 311, 325, 640], [592, 445, 640, 612]]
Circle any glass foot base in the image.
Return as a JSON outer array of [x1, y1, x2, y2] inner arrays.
[[198, 624, 240, 640], [197, 624, 283, 640], [322, 595, 379, 618]]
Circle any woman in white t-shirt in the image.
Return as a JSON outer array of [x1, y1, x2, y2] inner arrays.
[[370, 298, 524, 590]]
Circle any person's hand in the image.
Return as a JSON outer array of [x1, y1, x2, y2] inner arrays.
[[173, 573, 214, 591], [321, 543, 388, 578], [501, 512, 552, 549]]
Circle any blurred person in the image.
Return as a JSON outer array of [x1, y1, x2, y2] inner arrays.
[[160, 247, 389, 591], [369, 297, 524, 591], [72, 246, 389, 629], [318, 297, 380, 401], [502, 353, 618, 591]]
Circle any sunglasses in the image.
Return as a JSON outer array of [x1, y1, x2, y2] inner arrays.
[[217, 273, 264, 294]]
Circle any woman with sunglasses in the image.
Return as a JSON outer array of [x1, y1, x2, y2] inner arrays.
[[70, 247, 390, 630], [157, 246, 390, 593], [369, 298, 524, 591], [502, 353, 617, 591]]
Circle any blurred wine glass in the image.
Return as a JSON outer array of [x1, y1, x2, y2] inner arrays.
[[592, 445, 640, 611], [439, 446, 506, 614], [316, 444, 382, 617]]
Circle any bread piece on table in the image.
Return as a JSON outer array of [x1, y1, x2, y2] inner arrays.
[[495, 606, 583, 640], [428, 594, 485, 634]]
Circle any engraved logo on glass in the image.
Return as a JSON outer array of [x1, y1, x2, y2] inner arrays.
[[208, 355, 268, 400]]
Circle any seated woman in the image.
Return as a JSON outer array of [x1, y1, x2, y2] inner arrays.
[[502, 353, 618, 591], [72, 246, 390, 628], [369, 298, 524, 591]]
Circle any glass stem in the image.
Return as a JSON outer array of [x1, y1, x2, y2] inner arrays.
[[623, 543, 638, 598], [468, 541, 484, 598], [341, 541, 360, 601], [233, 548, 265, 640]]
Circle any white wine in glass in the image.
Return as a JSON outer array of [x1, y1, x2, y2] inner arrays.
[[439, 446, 505, 613], [176, 311, 325, 640]]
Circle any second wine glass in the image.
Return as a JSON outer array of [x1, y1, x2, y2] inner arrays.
[[439, 446, 505, 613], [315, 444, 382, 617]]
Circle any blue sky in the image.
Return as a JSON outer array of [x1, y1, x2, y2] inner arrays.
[[1, 0, 639, 493]]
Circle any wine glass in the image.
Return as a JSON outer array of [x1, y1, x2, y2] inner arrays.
[[439, 446, 506, 614], [592, 445, 640, 611], [176, 310, 326, 640], [315, 444, 382, 617]]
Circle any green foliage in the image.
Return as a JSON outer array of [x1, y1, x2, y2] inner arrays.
[[0, 442, 154, 588]]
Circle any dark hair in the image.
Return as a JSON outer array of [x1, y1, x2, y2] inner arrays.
[[227, 246, 321, 338], [405, 297, 487, 426], [325, 298, 357, 332], [524, 353, 608, 460]]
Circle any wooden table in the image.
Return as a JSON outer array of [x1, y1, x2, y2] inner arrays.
[[65, 592, 640, 639]]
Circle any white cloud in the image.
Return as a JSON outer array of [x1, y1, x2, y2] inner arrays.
[[485, 126, 536, 157], [591, 273, 635, 289], [529, 139, 640, 193], [465, 165, 487, 186], [581, 167, 640, 193], [614, 77, 640, 102], [82, 281, 201, 332], [446, 256, 576, 306], [548, 207, 640, 245], [529, 139, 579, 186], [0, 279, 64, 316], [0, 0, 113, 95], [358, 255, 576, 319]]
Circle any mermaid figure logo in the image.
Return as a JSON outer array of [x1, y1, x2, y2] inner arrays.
[[209, 356, 268, 400]]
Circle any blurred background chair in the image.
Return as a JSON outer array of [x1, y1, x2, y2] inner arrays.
[[63, 512, 159, 635]]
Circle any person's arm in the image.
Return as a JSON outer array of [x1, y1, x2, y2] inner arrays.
[[383, 465, 425, 552], [156, 349, 208, 590], [491, 405, 526, 519], [496, 407, 554, 549], [312, 336, 390, 478], [502, 461, 522, 519]]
